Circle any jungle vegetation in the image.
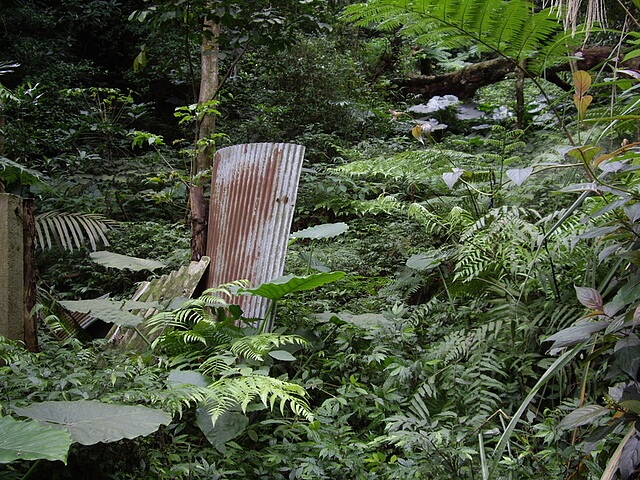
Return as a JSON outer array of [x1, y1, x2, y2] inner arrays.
[[1, 0, 640, 478]]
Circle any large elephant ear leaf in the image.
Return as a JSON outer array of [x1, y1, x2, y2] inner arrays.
[[237, 271, 346, 301], [13, 401, 172, 446], [291, 222, 349, 240], [89, 251, 166, 271], [0, 415, 72, 464]]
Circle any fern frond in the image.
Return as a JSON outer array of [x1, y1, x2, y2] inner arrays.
[[35, 210, 117, 251], [201, 279, 250, 302], [407, 203, 448, 236], [204, 374, 313, 425], [343, 0, 563, 64], [199, 354, 237, 376], [334, 148, 479, 186], [454, 206, 542, 284], [353, 195, 404, 215], [230, 334, 308, 362]]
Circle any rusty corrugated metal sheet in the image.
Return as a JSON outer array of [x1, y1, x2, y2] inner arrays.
[[206, 143, 305, 320]]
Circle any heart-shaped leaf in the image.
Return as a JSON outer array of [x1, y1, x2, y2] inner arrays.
[[506, 167, 533, 186], [0, 415, 71, 464], [13, 401, 171, 446], [573, 70, 592, 97], [443, 169, 464, 189]]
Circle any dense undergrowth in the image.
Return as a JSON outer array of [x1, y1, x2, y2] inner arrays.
[[2, 0, 640, 479]]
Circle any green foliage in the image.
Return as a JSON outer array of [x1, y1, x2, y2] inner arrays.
[[35, 211, 117, 252], [221, 37, 390, 151], [0, 414, 72, 464], [146, 286, 315, 427], [342, 0, 568, 70]]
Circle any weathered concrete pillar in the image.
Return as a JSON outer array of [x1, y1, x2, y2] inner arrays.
[[0, 193, 24, 341]]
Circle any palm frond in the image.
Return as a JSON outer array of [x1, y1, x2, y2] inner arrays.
[[35, 210, 117, 251]]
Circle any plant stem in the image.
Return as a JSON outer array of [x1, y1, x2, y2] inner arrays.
[[21, 459, 43, 480]]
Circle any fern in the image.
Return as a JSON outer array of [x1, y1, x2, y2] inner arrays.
[[454, 206, 542, 285], [342, 0, 566, 70], [204, 375, 313, 425], [334, 148, 479, 187], [148, 289, 314, 426], [230, 334, 308, 362]]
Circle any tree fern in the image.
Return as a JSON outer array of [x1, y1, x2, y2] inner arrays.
[[342, 0, 566, 71]]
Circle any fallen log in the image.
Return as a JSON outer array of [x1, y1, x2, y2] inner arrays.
[[396, 47, 640, 99]]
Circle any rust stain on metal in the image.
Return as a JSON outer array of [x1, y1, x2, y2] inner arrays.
[[206, 143, 305, 319]]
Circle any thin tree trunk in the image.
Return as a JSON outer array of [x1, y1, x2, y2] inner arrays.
[[22, 198, 38, 352], [515, 60, 526, 129], [190, 18, 220, 261]]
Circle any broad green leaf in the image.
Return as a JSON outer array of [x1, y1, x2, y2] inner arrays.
[[291, 222, 349, 239], [237, 272, 346, 300], [506, 167, 533, 186], [13, 401, 171, 446], [614, 346, 640, 381], [269, 350, 297, 361], [565, 146, 601, 162], [406, 254, 442, 271], [314, 312, 391, 329], [60, 299, 147, 327], [167, 370, 210, 387], [620, 400, 640, 415], [558, 405, 610, 430], [0, 415, 71, 464], [196, 408, 248, 452], [575, 285, 604, 310], [90, 251, 166, 271], [545, 321, 609, 350]]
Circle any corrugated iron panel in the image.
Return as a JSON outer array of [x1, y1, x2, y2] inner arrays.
[[206, 143, 305, 320]]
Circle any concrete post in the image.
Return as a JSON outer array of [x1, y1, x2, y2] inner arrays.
[[0, 193, 24, 341]]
